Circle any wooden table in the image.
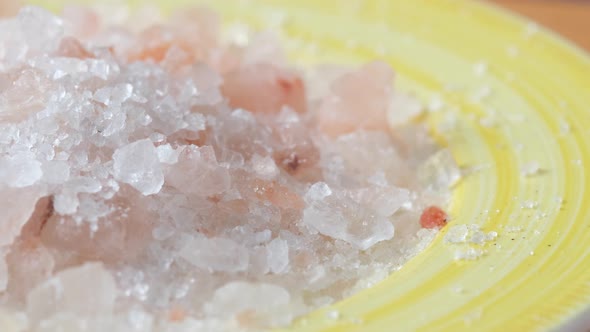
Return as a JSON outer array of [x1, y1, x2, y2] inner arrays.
[[491, 0, 590, 51]]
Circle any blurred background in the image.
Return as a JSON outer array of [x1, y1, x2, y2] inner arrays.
[[491, 0, 590, 50]]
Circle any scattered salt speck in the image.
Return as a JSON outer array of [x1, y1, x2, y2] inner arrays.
[[521, 200, 538, 209], [524, 22, 539, 38], [325, 310, 340, 320], [506, 45, 519, 57], [454, 247, 485, 261], [479, 116, 496, 128], [427, 95, 445, 112], [521, 161, 541, 177], [444, 225, 469, 244], [560, 120, 571, 135], [473, 61, 488, 76], [470, 86, 492, 102], [505, 226, 523, 233], [572, 159, 582, 166], [529, 251, 535, 256]]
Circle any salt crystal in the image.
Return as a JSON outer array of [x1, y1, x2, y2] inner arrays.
[[0, 153, 43, 188], [521, 200, 538, 209], [454, 247, 485, 261], [521, 161, 541, 177], [387, 92, 423, 127], [427, 95, 445, 112], [473, 61, 488, 76], [418, 149, 461, 191], [156, 144, 184, 164], [26, 262, 116, 323], [266, 237, 289, 274], [251, 154, 280, 180], [325, 310, 340, 320], [303, 186, 396, 250], [180, 237, 249, 272], [205, 282, 291, 327], [306, 182, 332, 201], [113, 139, 164, 195], [444, 225, 469, 244]]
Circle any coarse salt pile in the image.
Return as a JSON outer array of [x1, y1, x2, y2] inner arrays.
[[0, 6, 460, 332]]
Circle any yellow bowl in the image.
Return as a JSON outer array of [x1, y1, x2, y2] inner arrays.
[[24, 0, 590, 331]]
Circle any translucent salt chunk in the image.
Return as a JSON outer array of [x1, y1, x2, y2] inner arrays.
[[305, 182, 332, 201], [26, 262, 116, 323], [266, 238, 289, 274], [521, 161, 540, 177], [444, 225, 469, 244], [303, 186, 395, 250], [251, 154, 279, 180], [156, 144, 184, 164], [0, 153, 43, 188], [453, 247, 485, 261], [180, 237, 249, 272], [53, 190, 79, 215], [418, 149, 461, 191], [113, 139, 164, 195], [205, 282, 291, 327], [387, 92, 423, 127], [166, 146, 230, 197]]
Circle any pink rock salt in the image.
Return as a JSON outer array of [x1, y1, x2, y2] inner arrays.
[[0, 5, 460, 331]]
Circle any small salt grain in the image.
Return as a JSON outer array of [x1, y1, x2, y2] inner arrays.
[[521, 200, 538, 209], [473, 61, 488, 76], [521, 161, 541, 177]]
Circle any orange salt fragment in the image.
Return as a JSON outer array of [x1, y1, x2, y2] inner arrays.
[[56, 37, 94, 59], [168, 307, 187, 322], [420, 206, 448, 229]]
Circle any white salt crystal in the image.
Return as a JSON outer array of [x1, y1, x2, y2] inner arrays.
[[521, 161, 540, 177], [444, 225, 469, 244], [521, 200, 538, 209], [303, 186, 395, 250], [427, 95, 445, 112], [266, 238, 289, 274], [113, 139, 164, 195], [26, 262, 116, 323], [470, 86, 492, 102], [180, 237, 249, 272], [473, 61, 488, 76], [41, 160, 70, 184], [53, 191, 79, 215], [454, 247, 485, 261], [325, 310, 340, 320], [156, 144, 183, 164], [251, 154, 280, 180], [418, 149, 461, 191], [387, 92, 423, 127], [205, 282, 291, 327], [0, 250, 7, 292], [0, 153, 43, 188], [306, 182, 332, 201], [506, 45, 519, 57]]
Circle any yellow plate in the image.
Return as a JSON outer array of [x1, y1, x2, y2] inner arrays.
[[25, 0, 590, 331]]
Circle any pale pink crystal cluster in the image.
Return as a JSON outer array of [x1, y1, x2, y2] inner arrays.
[[0, 6, 459, 332]]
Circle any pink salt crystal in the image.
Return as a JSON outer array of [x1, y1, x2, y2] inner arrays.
[[61, 6, 100, 38], [26, 262, 116, 324], [6, 238, 55, 303], [221, 63, 307, 114], [55, 36, 94, 59], [317, 61, 394, 137], [165, 145, 230, 197], [0, 187, 44, 248], [40, 189, 154, 264]]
